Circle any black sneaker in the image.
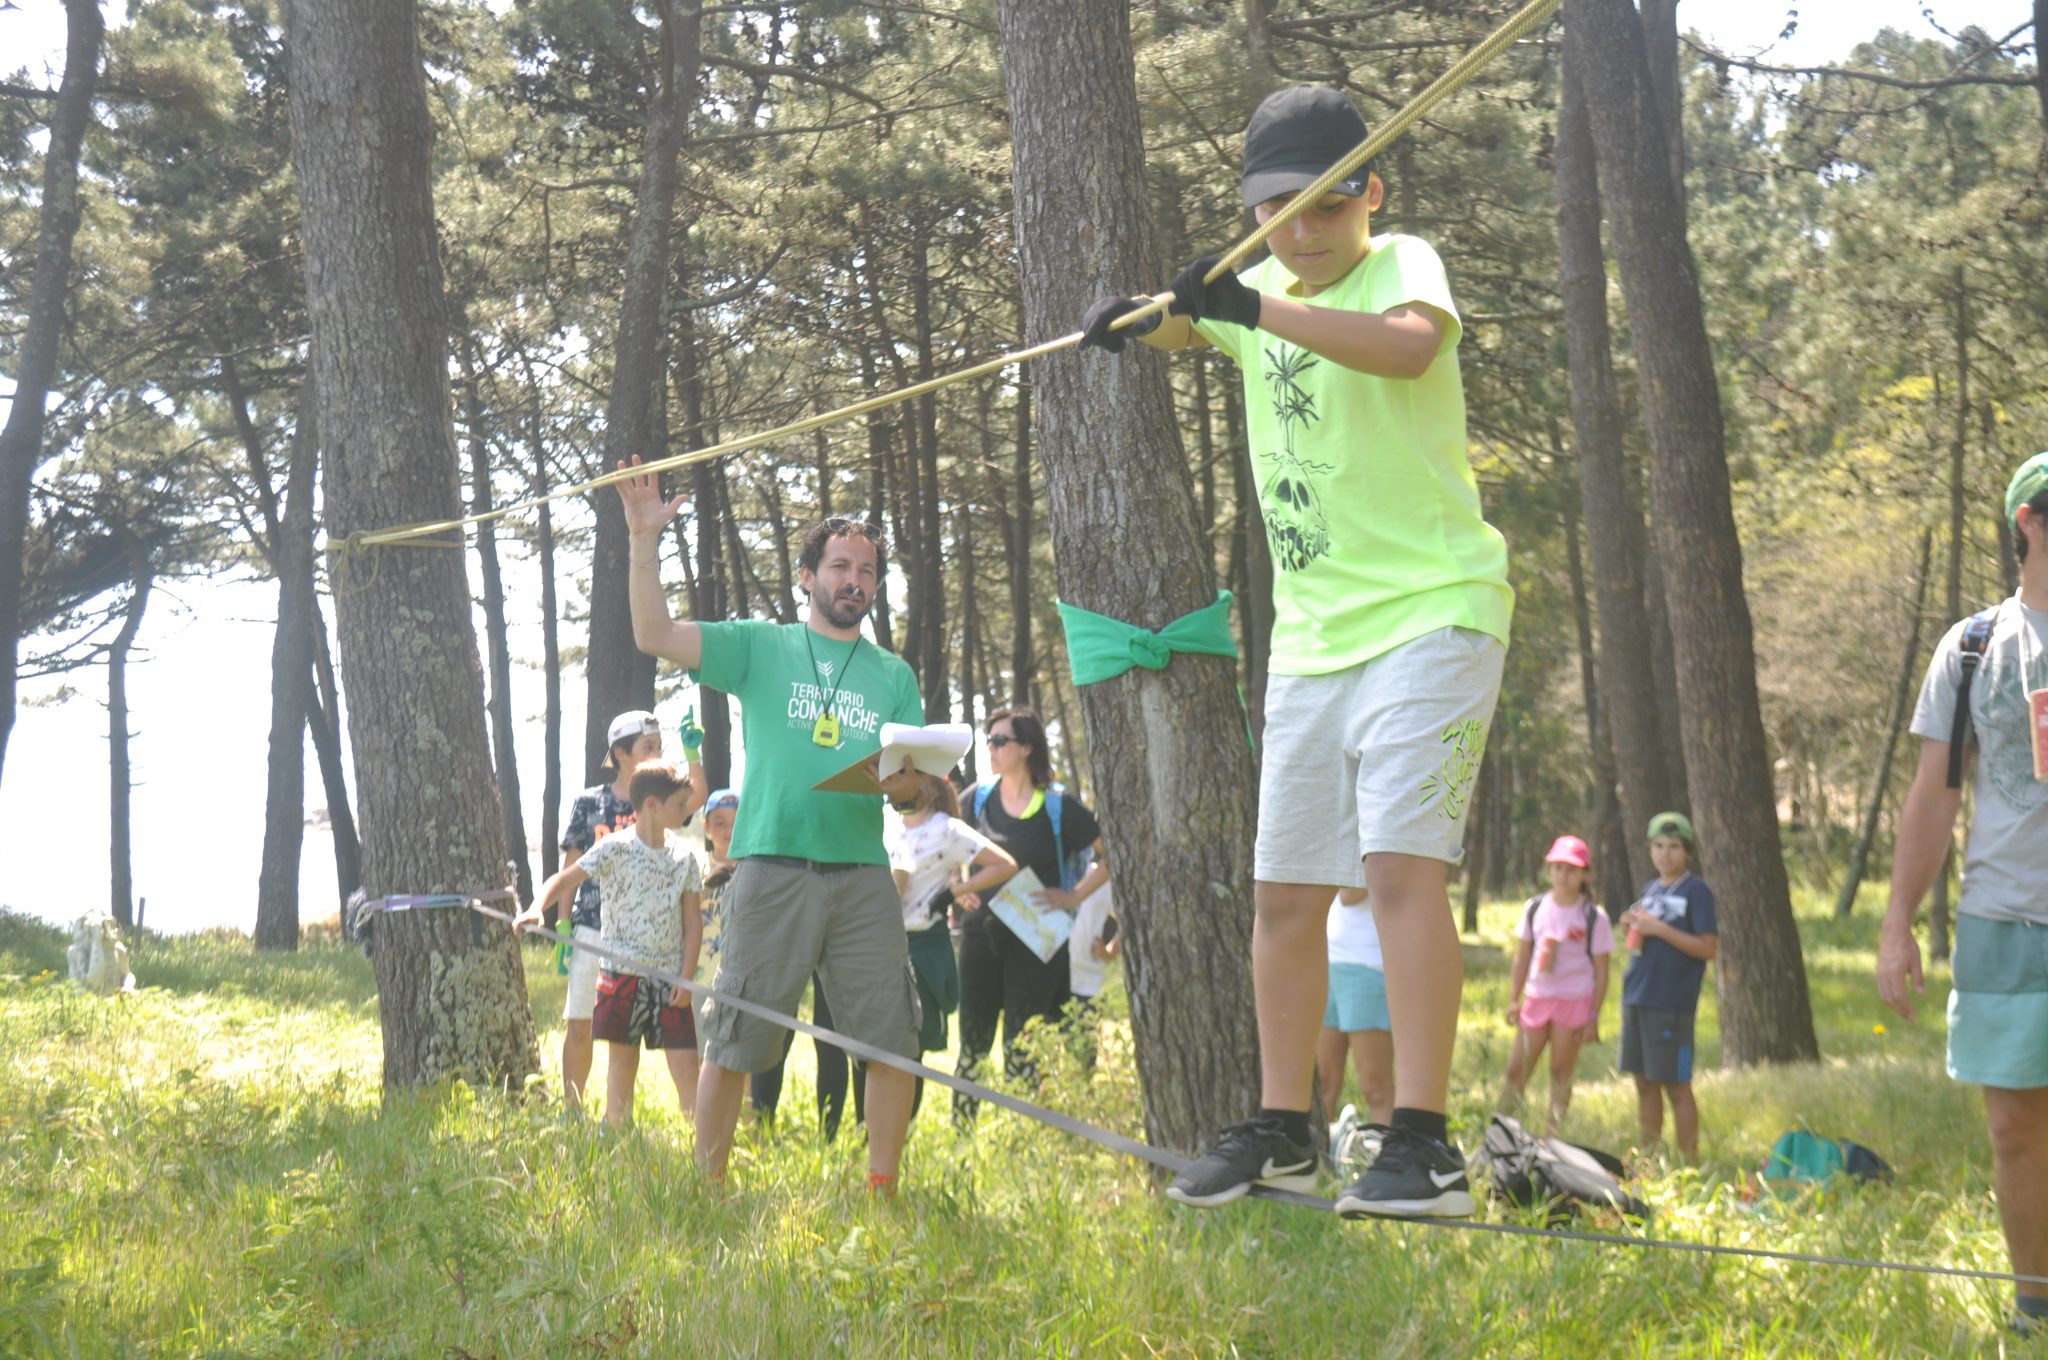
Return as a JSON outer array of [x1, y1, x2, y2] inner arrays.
[[1334, 1125, 1475, 1219], [1165, 1117, 1316, 1208]]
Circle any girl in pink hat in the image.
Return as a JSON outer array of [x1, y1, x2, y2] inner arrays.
[[1502, 835, 1614, 1131]]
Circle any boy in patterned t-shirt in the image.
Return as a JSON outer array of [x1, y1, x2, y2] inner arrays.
[[1081, 85, 1513, 1218], [520, 762, 704, 1127]]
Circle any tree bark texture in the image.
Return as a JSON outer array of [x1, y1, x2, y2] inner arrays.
[[465, 364, 532, 907], [0, 0, 102, 787], [286, 0, 538, 1091], [1566, 0, 1819, 1065], [585, 1, 701, 782], [1008, 376, 1035, 704], [1835, 530, 1932, 917], [108, 534, 151, 931], [306, 630, 362, 901], [996, 0, 1262, 1156], [256, 385, 320, 951], [1564, 489, 1632, 908], [1556, 62, 1678, 890], [525, 362, 563, 880]]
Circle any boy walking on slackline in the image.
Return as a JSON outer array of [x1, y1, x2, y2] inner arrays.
[[616, 461, 929, 1194], [1880, 452, 2048, 1337], [1080, 84, 1512, 1217]]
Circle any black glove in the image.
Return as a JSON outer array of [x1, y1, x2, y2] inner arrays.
[[929, 885, 958, 914], [1078, 296, 1162, 353], [1168, 255, 1261, 330]]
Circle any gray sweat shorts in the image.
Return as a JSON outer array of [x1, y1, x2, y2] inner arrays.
[[1255, 626, 1506, 886], [697, 856, 921, 1072]]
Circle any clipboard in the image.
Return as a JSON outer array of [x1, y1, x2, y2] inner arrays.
[[811, 722, 975, 795]]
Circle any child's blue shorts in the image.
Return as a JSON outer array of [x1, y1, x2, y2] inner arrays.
[[1324, 963, 1391, 1033]]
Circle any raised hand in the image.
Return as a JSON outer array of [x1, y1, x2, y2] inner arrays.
[[615, 456, 689, 538]]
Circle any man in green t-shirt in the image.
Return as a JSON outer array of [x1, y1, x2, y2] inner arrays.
[[618, 462, 927, 1193], [1080, 85, 1513, 1218]]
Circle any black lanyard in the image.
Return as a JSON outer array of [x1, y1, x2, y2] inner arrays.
[[803, 626, 863, 720]]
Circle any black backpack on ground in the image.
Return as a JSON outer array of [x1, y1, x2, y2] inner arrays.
[[1473, 1114, 1651, 1224]]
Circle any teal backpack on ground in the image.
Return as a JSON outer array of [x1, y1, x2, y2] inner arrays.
[[1761, 1130, 1893, 1188]]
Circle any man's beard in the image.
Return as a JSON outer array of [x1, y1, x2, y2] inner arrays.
[[817, 590, 870, 630]]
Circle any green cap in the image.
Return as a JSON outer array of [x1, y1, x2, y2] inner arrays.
[[2007, 452, 2048, 530], [1647, 811, 1695, 843]]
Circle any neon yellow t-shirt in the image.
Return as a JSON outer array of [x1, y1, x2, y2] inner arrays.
[[1195, 234, 1513, 675]]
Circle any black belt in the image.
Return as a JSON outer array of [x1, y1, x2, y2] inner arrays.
[[748, 854, 869, 874]]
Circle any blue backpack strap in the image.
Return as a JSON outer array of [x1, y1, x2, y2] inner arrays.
[[971, 779, 998, 825], [1947, 607, 2000, 790], [1047, 783, 1068, 890]]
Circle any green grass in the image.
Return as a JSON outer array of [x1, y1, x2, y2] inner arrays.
[[0, 897, 2036, 1358]]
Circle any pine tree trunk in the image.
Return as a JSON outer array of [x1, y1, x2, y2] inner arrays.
[[464, 361, 532, 906], [525, 359, 563, 880], [1224, 382, 1273, 748], [673, 298, 731, 785], [1557, 64, 1679, 889], [256, 385, 320, 951], [910, 219, 950, 719], [1836, 532, 1932, 917], [1564, 486, 1631, 906], [286, 0, 538, 1091], [108, 534, 151, 932], [585, 0, 700, 782], [1566, 0, 1819, 1065], [308, 609, 362, 899], [0, 0, 102, 786], [1008, 376, 1035, 705], [995, 0, 1261, 1156]]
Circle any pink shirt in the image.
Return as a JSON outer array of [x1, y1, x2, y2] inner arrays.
[[1519, 892, 1614, 1001]]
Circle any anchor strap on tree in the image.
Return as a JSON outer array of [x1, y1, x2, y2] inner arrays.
[[1057, 591, 1238, 687]]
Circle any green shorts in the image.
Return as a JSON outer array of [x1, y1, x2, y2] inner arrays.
[[907, 922, 960, 1054], [698, 857, 921, 1072], [1947, 914, 2048, 1091]]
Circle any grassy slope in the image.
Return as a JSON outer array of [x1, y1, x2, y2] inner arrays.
[[0, 900, 2032, 1358]]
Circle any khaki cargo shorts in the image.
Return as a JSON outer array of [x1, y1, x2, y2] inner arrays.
[[698, 857, 920, 1072]]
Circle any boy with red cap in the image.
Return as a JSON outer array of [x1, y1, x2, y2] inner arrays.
[[1502, 834, 1612, 1132]]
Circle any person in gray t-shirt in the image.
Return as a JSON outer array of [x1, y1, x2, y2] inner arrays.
[[1879, 450, 2048, 1337]]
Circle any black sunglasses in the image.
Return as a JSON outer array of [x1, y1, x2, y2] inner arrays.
[[987, 734, 1021, 748]]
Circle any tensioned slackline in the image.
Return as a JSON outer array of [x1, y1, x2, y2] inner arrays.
[[445, 896, 2048, 1290], [342, 0, 1563, 554]]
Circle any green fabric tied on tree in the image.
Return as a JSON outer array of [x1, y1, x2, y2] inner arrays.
[[1057, 591, 1239, 686]]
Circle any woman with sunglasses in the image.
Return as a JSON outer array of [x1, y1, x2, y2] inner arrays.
[[954, 706, 1111, 1128]]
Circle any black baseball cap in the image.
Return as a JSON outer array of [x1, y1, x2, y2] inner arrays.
[[1241, 85, 1374, 209]]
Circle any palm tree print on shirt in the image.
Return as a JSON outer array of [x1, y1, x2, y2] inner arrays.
[[1259, 341, 1334, 572]]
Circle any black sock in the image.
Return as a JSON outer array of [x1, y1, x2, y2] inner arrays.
[[1260, 1107, 1311, 1145], [2020, 1296, 2048, 1319], [1391, 1107, 1449, 1145]]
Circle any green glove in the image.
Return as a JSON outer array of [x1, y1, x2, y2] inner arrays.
[[678, 708, 704, 763], [553, 917, 574, 976]]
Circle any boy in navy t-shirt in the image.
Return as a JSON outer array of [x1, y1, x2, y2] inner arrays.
[[1618, 812, 1719, 1162]]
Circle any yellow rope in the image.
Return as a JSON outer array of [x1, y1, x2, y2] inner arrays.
[[350, 0, 1559, 552]]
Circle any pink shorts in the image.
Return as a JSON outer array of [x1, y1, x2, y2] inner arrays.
[[1519, 994, 1597, 1032]]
